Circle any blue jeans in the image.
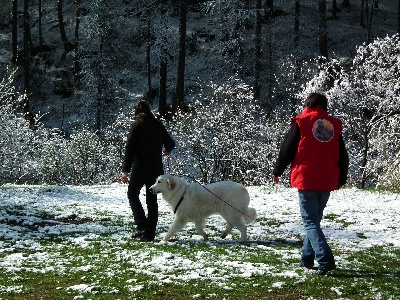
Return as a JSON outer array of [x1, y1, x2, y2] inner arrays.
[[298, 190, 335, 270]]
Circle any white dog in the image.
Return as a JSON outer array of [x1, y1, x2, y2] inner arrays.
[[150, 174, 257, 242]]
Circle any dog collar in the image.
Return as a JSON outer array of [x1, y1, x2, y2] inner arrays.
[[174, 186, 187, 214]]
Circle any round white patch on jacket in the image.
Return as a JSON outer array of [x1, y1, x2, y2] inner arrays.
[[312, 119, 334, 142]]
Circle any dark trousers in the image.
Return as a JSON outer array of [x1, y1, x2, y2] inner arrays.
[[127, 177, 158, 234]]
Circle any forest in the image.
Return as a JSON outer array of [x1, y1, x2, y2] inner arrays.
[[0, 0, 399, 190]]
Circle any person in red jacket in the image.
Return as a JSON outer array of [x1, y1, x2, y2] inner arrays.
[[122, 100, 175, 241], [273, 93, 349, 275]]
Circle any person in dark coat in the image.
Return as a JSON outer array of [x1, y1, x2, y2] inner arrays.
[[273, 93, 349, 275], [122, 100, 175, 241]]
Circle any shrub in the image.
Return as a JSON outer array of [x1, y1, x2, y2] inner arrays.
[[169, 75, 282, 185]]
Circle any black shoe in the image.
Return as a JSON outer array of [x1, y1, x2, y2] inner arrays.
[[140, 231, 155, 242], [316, 265, 336, 276], [131, 230, 146, 239], [299, 262, 315, 270]]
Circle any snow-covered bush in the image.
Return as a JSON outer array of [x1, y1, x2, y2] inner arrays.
[[0, 69, 41, 183], [299, 34, 400, 189], [0, 69, 122, 185], [36, 127, 120, 185], [169, 76, 281, 185]]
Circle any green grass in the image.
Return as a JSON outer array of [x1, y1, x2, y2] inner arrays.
[[1, 230, 399, 300], [1, 186, 399, 299]]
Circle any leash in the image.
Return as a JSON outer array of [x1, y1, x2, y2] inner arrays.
[[185, 172, 258, 222], [174, 186, 186, 214]]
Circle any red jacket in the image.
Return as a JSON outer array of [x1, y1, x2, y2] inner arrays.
[[290, 107, 342, 191], [273, 106, 348, 191]]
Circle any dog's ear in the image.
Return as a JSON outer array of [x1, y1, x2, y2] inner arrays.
[[167, 176, 176, 190]]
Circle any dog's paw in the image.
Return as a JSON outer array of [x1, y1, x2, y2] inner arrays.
[[157, 240, 168, 245], [202, 234, 209, 241]]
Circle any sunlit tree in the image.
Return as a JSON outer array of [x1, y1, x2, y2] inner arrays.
[[299, 34, 400, 189]]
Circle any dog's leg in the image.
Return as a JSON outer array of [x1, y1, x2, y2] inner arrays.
[[162, 216, 186, 242], [222, 213, 248, 241], [194, 219, 208, 240], [220, 223, 234, 239], [236, 222, 248, 242]]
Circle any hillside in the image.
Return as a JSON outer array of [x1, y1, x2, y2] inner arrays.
[[0, 0, 398, 131]]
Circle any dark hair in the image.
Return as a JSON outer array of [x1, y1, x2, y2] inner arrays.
[[305, 93, 328, 111], [134, 100, 155, 121], [133, 100, 161, 142]]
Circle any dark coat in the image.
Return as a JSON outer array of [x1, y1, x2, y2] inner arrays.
[[122, 118, 175, 181]]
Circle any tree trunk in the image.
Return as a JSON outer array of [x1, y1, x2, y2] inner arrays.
[[58, 0, 74, 53], [367, 0, 376, 43], [319, 0, 328, 59], [292, 0, 300, 116], [342, 0, 350, 7], [146, 17, 152, 96], [74, 0, 81, 89], [12, 0, 18, 64], [360, 0, 365, 27], [23, 0, 33, 125], [398, 0, 400, 33], [266, 0, 273, 12], [360, 128, 369, 189], [23, 0, 29, 97], [294, 0, 300, 50], [158, 0, 167, 117], [267, 28, 272, 107], [254, 0, 262, 100], [332, 0, 338, 18], [174, 0, 187, 111], [39, 0, 43, 46], [96, 36, 105, 132], [265, 0, 273, 19]]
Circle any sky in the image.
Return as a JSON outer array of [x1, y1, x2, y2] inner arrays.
[[1, 182, 399, 296]]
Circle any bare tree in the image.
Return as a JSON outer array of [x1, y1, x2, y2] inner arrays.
[[12, 0, 18, 64], [58, 0, 74, 53], [265, 0, 273, 19], [74, 0, 81, 89], [38, 0, 43, 47], [292, 0, 301, 116], [146, 17, 152, 98], [332, 0, 338, 19], [159, 0, 168, 117], [319, 0, 328, 59], [23, 0, 33, 124], [367, 0, 377, 43], [360, 0, 365, 27], [174, 0, 187, 112], [398, 0, 400, 33], [254, 0, 262, 100]]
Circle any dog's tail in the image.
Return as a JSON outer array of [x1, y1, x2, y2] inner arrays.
[[244, 207, 257, 224]]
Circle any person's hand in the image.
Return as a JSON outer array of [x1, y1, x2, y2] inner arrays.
[[273, 176, 279, 184], [122, 172, 129, 184]]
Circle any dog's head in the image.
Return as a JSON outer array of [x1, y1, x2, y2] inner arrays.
[[150, 175, 176, 194]]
